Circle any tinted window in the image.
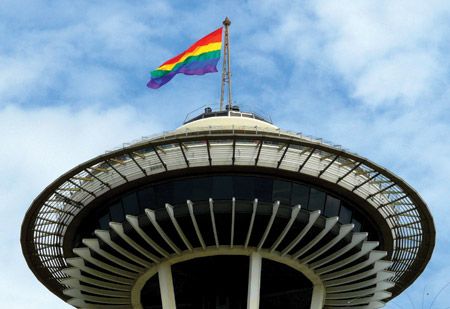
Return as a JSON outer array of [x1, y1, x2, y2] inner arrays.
[[155, 182, 173, 207], [273, 180, 291, 204], [191, 177, 212, 201], [308, 188, 325, 212], [339, 204, 352, 224], [173, 179, 192, 204], [212, 176, 233, 199], [324, 195, 340, 217], [291, 183, 309, 208], [99, 213, 110, 230], [233, 176, 254, 200], [110, 202, 124, 222], [122, 192, 140, 215], [254, 177, 273, 202], [138, 186, 156, 209]]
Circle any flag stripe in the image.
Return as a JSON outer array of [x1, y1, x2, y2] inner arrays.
[[147, 58, 219, 89], [151, 50, 221, 78], [159, 28, 223, 67], [158, 42, 222, 71], [147, 27, 222, 89]]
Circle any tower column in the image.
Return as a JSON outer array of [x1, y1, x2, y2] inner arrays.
[[310, 283, 325, 309], [247, 252, 262, 309], [158, 263, 177, 309]]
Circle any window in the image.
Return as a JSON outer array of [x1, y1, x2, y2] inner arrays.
[[212, 176, 233, 199], [291, 183, 309, 208], [138, 186, 156, 210], [233, 176, 254, 200], [339, 204, 352, 224], [308, 188, 325, 212], [122, 192, 140, 215], [324, 195, 340, 217], [110, 202, 124, 222], [273, 180, 291, 204]]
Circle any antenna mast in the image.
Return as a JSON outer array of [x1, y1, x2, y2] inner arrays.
[[220, 17, 232, 111]]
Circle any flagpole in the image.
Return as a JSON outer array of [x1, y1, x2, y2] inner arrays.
[[220, 17, 232, 112]]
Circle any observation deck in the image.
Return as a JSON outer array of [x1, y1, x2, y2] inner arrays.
[[21, 108, 435, 308]]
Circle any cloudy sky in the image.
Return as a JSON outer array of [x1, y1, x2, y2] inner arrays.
[[1, 0, 449, 308]]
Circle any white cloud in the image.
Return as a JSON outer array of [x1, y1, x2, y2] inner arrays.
[[314, 0, 450, 106], [0, 104, 162, 308]]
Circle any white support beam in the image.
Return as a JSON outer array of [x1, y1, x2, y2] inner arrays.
[[247, 252, 262, 309], [209, 198, 220, 247], [166, 203, 193, 251], [310, 283, 325, 309], [158, 263, 177, 309], [270, 205, 301, 252], [245, 199, 258, 248], [187, 200, 206, 249], [257, 201, 280, 250]]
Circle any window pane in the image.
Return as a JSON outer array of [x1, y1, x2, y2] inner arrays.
[[254, 177, 273, 202], [98, 213, 110, 230], [212, 176, 233, 199], [155, 182, 173, 207], [122, 192, 140, 216], [138, 186, 156, 210], [173, 179, 192, 204], [291, 183, 309, 208], [324, 195, 340, 217], [110, 202, 124, 222], [339, 204, 352, 224], [191, 176, 212, 201], [308, 188, 325, 212], [273, 180, 291, 204], [233, 176, 254, 200]]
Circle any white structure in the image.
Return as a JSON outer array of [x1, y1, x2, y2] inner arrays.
[[22, 108, 435, 308]]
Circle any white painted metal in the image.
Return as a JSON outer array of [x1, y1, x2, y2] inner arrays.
[[158, 263, 177, 309], [95, 229, 155, 266], [209, 198, 220, 248], [292, 216, 339, 259], [299, 224, 354, 264], [65, 258, 134, 284], [27, 121, 431, 298], [62, 199, 394, 308], [126, 215, 169, 257], [247, 252, 262, 309], [145, 209, 181, 254], [270, 205, 301, 252], [81, 238, 144, 272], [310, 284, 325, 309], [109, 222, 160, 264], [281, 210, 321, 256], [166, 203, 193, 251], [309, 232, 368, 269], [244, 199, 258, 248], [257, 201, 279, 250], [187, 200, 206, 249], [230, 197, 236, 248], [72, 248, 136, 278]]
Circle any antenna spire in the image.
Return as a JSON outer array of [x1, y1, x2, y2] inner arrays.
[[220, 17, 232, 112]]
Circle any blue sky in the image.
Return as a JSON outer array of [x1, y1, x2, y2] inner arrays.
[[1, 0, 449, 308]]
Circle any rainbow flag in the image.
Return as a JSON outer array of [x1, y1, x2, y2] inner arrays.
[[147, 27, 223, 89]]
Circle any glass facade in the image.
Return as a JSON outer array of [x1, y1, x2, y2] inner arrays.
[[81, 174, 377, 241]]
